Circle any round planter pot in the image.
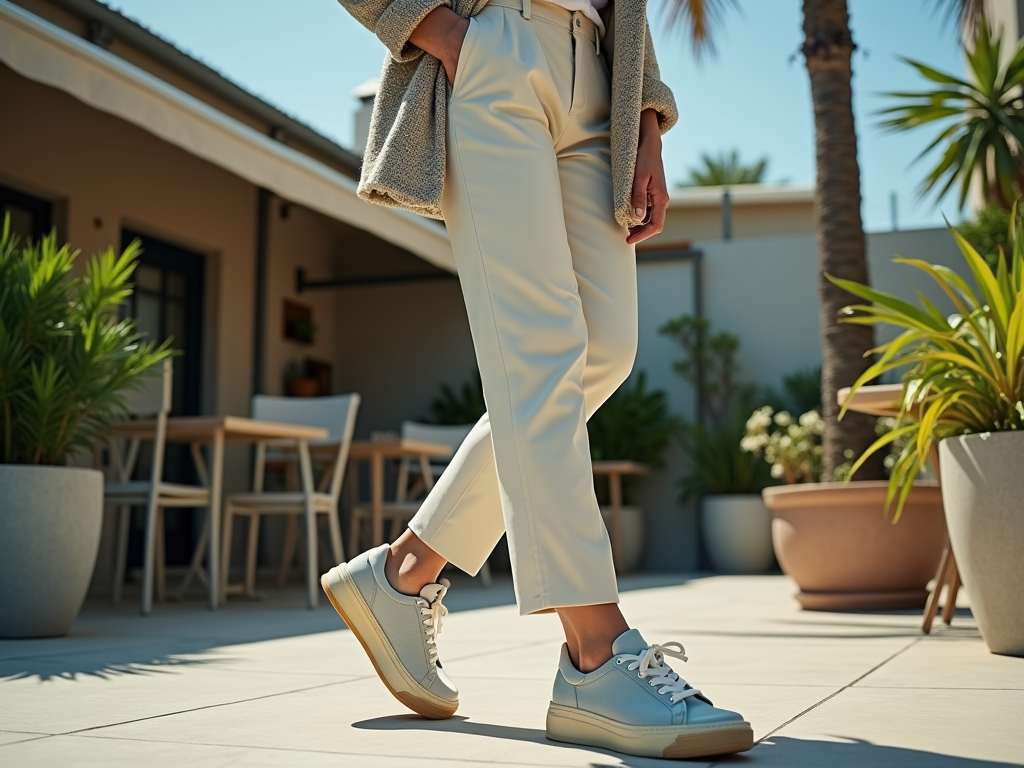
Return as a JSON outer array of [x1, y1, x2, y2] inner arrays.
[[940, 432, 1024, 657], [701, 495, 775, 574], [600, 505, 644, 572], [763, 481, 946, 611], [0, 465, 104, 638]]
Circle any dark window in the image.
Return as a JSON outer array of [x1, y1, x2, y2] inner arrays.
[[1, 184, 52, 244], [122, 229, 206, 569]]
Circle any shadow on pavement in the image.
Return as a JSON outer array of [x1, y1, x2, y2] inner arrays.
[[709, 736, 1020, 767], [354, 717, 1019, 768]]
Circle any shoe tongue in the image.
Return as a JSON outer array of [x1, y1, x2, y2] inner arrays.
[[611, 628, 648, 656], [419, 580, 448, 604]]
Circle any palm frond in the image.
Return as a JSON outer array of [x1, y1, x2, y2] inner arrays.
[[661, 0, 739, 61]]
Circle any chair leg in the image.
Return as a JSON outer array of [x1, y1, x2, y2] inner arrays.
[[327, 505, 345, 566], [111, 505, 130, 605], [305, 504, 318, 609], [276, 514, 299, 588], [479, 560, 493, 588], [245, 513, 261, 596], [155, 509, 166, 604], [348, 512, 362, 561], [221, 505, 236, 600], [140, 498, 161, 615], [923, 546, 952, 634], [943, 553, 961, 625], [175, 508, 210, 600]]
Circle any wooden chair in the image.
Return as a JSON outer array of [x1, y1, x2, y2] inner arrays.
[[104, 360, 211, 614], [349, 421, 492, 585], [221, 394, 359, 604]]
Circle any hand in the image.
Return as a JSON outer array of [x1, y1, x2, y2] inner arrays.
[[409, 7, 471, 86], [626, 109, 668, 245]]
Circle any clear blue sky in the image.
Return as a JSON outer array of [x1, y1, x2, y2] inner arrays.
[[108, 0, 967, 232]]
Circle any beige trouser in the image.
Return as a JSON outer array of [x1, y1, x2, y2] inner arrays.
[[408, 0, 637, 615]]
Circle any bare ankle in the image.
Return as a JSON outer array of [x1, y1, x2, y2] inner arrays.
[[384, 531, 446, 596]]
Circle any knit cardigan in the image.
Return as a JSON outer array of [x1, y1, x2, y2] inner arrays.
[[337, 0, 678, 228]]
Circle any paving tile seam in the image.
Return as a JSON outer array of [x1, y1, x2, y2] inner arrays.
[[705, 636, 924, 768], [0, 734, 53, 749], [57, 679, 352, 736], [73, 732, 589, 767]]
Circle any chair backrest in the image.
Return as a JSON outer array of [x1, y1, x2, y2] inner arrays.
[[121, 359, 172, 417], [108, 359, 173, 487], [253, 395, 359, 446], [251, 394, 361, 501], [400, 421, 474, 455]]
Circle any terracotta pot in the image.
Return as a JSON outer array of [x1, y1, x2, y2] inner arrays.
[[762, 481, 946, 611], [940, 432, 1024, 657], [287, 377, 320, 398]]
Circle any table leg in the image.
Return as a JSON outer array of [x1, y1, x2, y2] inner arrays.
[[175, 442, 212, 600], [371, 451, 384, 548], [209, 429, 224, 610], [298, 438, 319, 609], [609, 472, 625, 576]]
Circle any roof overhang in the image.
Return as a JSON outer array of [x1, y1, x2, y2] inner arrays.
[[0, 0, 456, 273]]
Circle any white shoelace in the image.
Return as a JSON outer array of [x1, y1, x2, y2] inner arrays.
[[616, 642, 703, 704], [416, 584, 448, 665]]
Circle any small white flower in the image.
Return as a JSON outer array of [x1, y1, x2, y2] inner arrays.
[[774, 411, 793, 427], [771, 463, 785, 479]]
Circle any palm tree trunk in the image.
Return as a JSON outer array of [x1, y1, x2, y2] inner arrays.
[[802, 0, 885, 480]]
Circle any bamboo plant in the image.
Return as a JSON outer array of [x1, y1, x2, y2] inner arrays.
[[829, 218, 1024, 519], [0, 216, 172, 465]]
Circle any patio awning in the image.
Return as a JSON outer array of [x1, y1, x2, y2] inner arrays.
[[0, 0, 456, 273]]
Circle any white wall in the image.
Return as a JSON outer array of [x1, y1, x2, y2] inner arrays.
[[633, 226, 967, 571]]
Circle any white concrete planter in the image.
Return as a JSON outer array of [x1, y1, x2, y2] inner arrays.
[[701, 495, 775, 574], [600, 505, 644, 572], [940, 432, 1024, 657], [0, 465, 104, 638]]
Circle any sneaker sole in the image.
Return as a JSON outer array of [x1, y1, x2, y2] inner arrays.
[[321, 565, 457, 720], [546, 702, 753, 759]]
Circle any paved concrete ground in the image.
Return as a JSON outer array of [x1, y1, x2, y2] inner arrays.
[[1, 572, 1022, 767]]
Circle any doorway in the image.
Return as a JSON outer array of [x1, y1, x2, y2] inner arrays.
[[122, 228, 205, 569]]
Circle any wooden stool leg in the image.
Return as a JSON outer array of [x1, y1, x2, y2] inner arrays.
[[155, 509, 166, 604], [942, 551, 961, 625], [221, 506, 236, 598], [276, 514, 299, 588], [923, 546, 952, 634], [111, 505, 130, 605], [244, 513, 260, 596]]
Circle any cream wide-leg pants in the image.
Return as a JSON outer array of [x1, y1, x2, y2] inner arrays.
[[408, 0, 637, 615]]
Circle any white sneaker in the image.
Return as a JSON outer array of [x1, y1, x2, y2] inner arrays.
[[546, 629, 753, 759], [321, 544, 458, 718]]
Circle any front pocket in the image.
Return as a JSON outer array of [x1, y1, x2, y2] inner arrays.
[[449, 16, 480, 99]]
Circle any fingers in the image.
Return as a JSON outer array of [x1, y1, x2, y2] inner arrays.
[[631, 172, 650, 222], [626, 184, 667, 245]]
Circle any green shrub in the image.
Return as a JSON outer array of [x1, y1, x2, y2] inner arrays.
[[0, 217, 171, 465]]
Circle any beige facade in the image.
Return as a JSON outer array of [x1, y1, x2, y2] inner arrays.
[[649, 184, 815, 247]]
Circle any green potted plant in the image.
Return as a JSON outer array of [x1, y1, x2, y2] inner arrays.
[[0, 218, 170, 638], [832, 221, 1024, 656], [587, 371, 676, 570], [660, 315, 775, 574]]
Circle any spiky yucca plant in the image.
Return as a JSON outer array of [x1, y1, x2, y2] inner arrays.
[[830, 218, 1024, 519], [0, 216, 172, 465]]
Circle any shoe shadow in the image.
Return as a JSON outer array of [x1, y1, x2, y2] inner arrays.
[[353, 717, 1019, 768]]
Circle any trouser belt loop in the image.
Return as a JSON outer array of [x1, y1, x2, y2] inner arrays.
[[568, 11, 588, 115], [521, 0, 531, 20]]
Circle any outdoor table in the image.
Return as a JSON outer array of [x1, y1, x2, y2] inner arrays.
[[836, 384, 959, 633], [112, 416, 329, 609], [348, 438, 454, 549], [592, 460, 648, 575]]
